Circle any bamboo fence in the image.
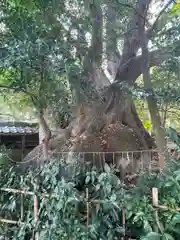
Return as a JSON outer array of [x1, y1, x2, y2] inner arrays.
[[1, 186, 178, 240], [0, 186, 127, 240], [0, 149, 179, 239]]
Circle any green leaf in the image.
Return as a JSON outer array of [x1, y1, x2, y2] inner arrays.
[[163, 233, 175, 240], [112, 207, 119, 221], [175, 174, 180, 182], [104, 163, 111, 173], [167, 127, 180, 148], [141, 232, 161, 240], [66, 197, 78, 204], [115, 226, 125, 234], [144, 220, 153, 232], [174, 170, 180, 176], [57, 200, 64, 210], [126, 202, 133, 211], [85, 175, 91, 184], [95, 183, 101, 191], [98, 173, 105, 182], [126, 210, 133, 219], [164, 181, 174, 187], [105, 183, 112, 194], [110, 193, 117, 202], [103, 202, 110, 212], [171, 213, 180, 225]]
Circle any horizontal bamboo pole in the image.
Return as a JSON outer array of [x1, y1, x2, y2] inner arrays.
[[5, 187, 180, 211], [152, 188, 180, 211], [0, 218, 23, 225], [0, 187, 122, 204], [53, 149, 159, 154], [1, 188, 34, 196]]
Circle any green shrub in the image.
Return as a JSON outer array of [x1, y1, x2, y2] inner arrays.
[[0, 160, 127, 239], [0, 155, 180, 239]]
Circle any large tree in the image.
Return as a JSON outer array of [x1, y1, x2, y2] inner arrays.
[[0, 0, 180, 171]]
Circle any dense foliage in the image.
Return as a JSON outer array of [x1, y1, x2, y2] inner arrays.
[[0, 0, 180, 128], [0, 149, 180, 239]]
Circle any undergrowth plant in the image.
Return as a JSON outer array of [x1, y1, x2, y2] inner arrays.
[[0, 139, 180, 239], [0, 160, 127, 240]]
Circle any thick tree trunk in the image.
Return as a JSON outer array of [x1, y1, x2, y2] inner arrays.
[[23, 84, 155, 177]]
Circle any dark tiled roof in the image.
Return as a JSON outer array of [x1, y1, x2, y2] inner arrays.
[[0, 122, 38, 134]]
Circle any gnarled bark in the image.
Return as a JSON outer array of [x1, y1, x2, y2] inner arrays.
[[23, 84, 156, 179]]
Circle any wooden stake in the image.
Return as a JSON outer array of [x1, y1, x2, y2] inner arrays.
[[152, 188, 158, 207], [34, 195, 39, 240], [20, 194, 24, 221], [86, 188, 89, 226], [122, 208, 126, 239], [21, 135, 25, 161]]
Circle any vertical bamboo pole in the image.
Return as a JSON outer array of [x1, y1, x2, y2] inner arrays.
[[20, 194, 24, 221], [152, 188, 158, 207], [34, 194, 39, 240], [33, 177, 39, 240], [21, 135, 25, 161], [122, 208, 126, 239], [86, 188, 89, 226], [152, 188, 159, 232], [86, 187, 90, 240]]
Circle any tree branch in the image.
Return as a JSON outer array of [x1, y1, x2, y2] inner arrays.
[[139, 7, 167, 165], [76, 27, 87, 61], [121, 0, 152, 63], [83, 0, 103, 71], [106, 3, 121, 80], [146, 0, 174, 40], [115, 48, 172, 85], [115, 0, 174, 79], [0, 84, 36, 98], [106, 3, 119, 59]]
